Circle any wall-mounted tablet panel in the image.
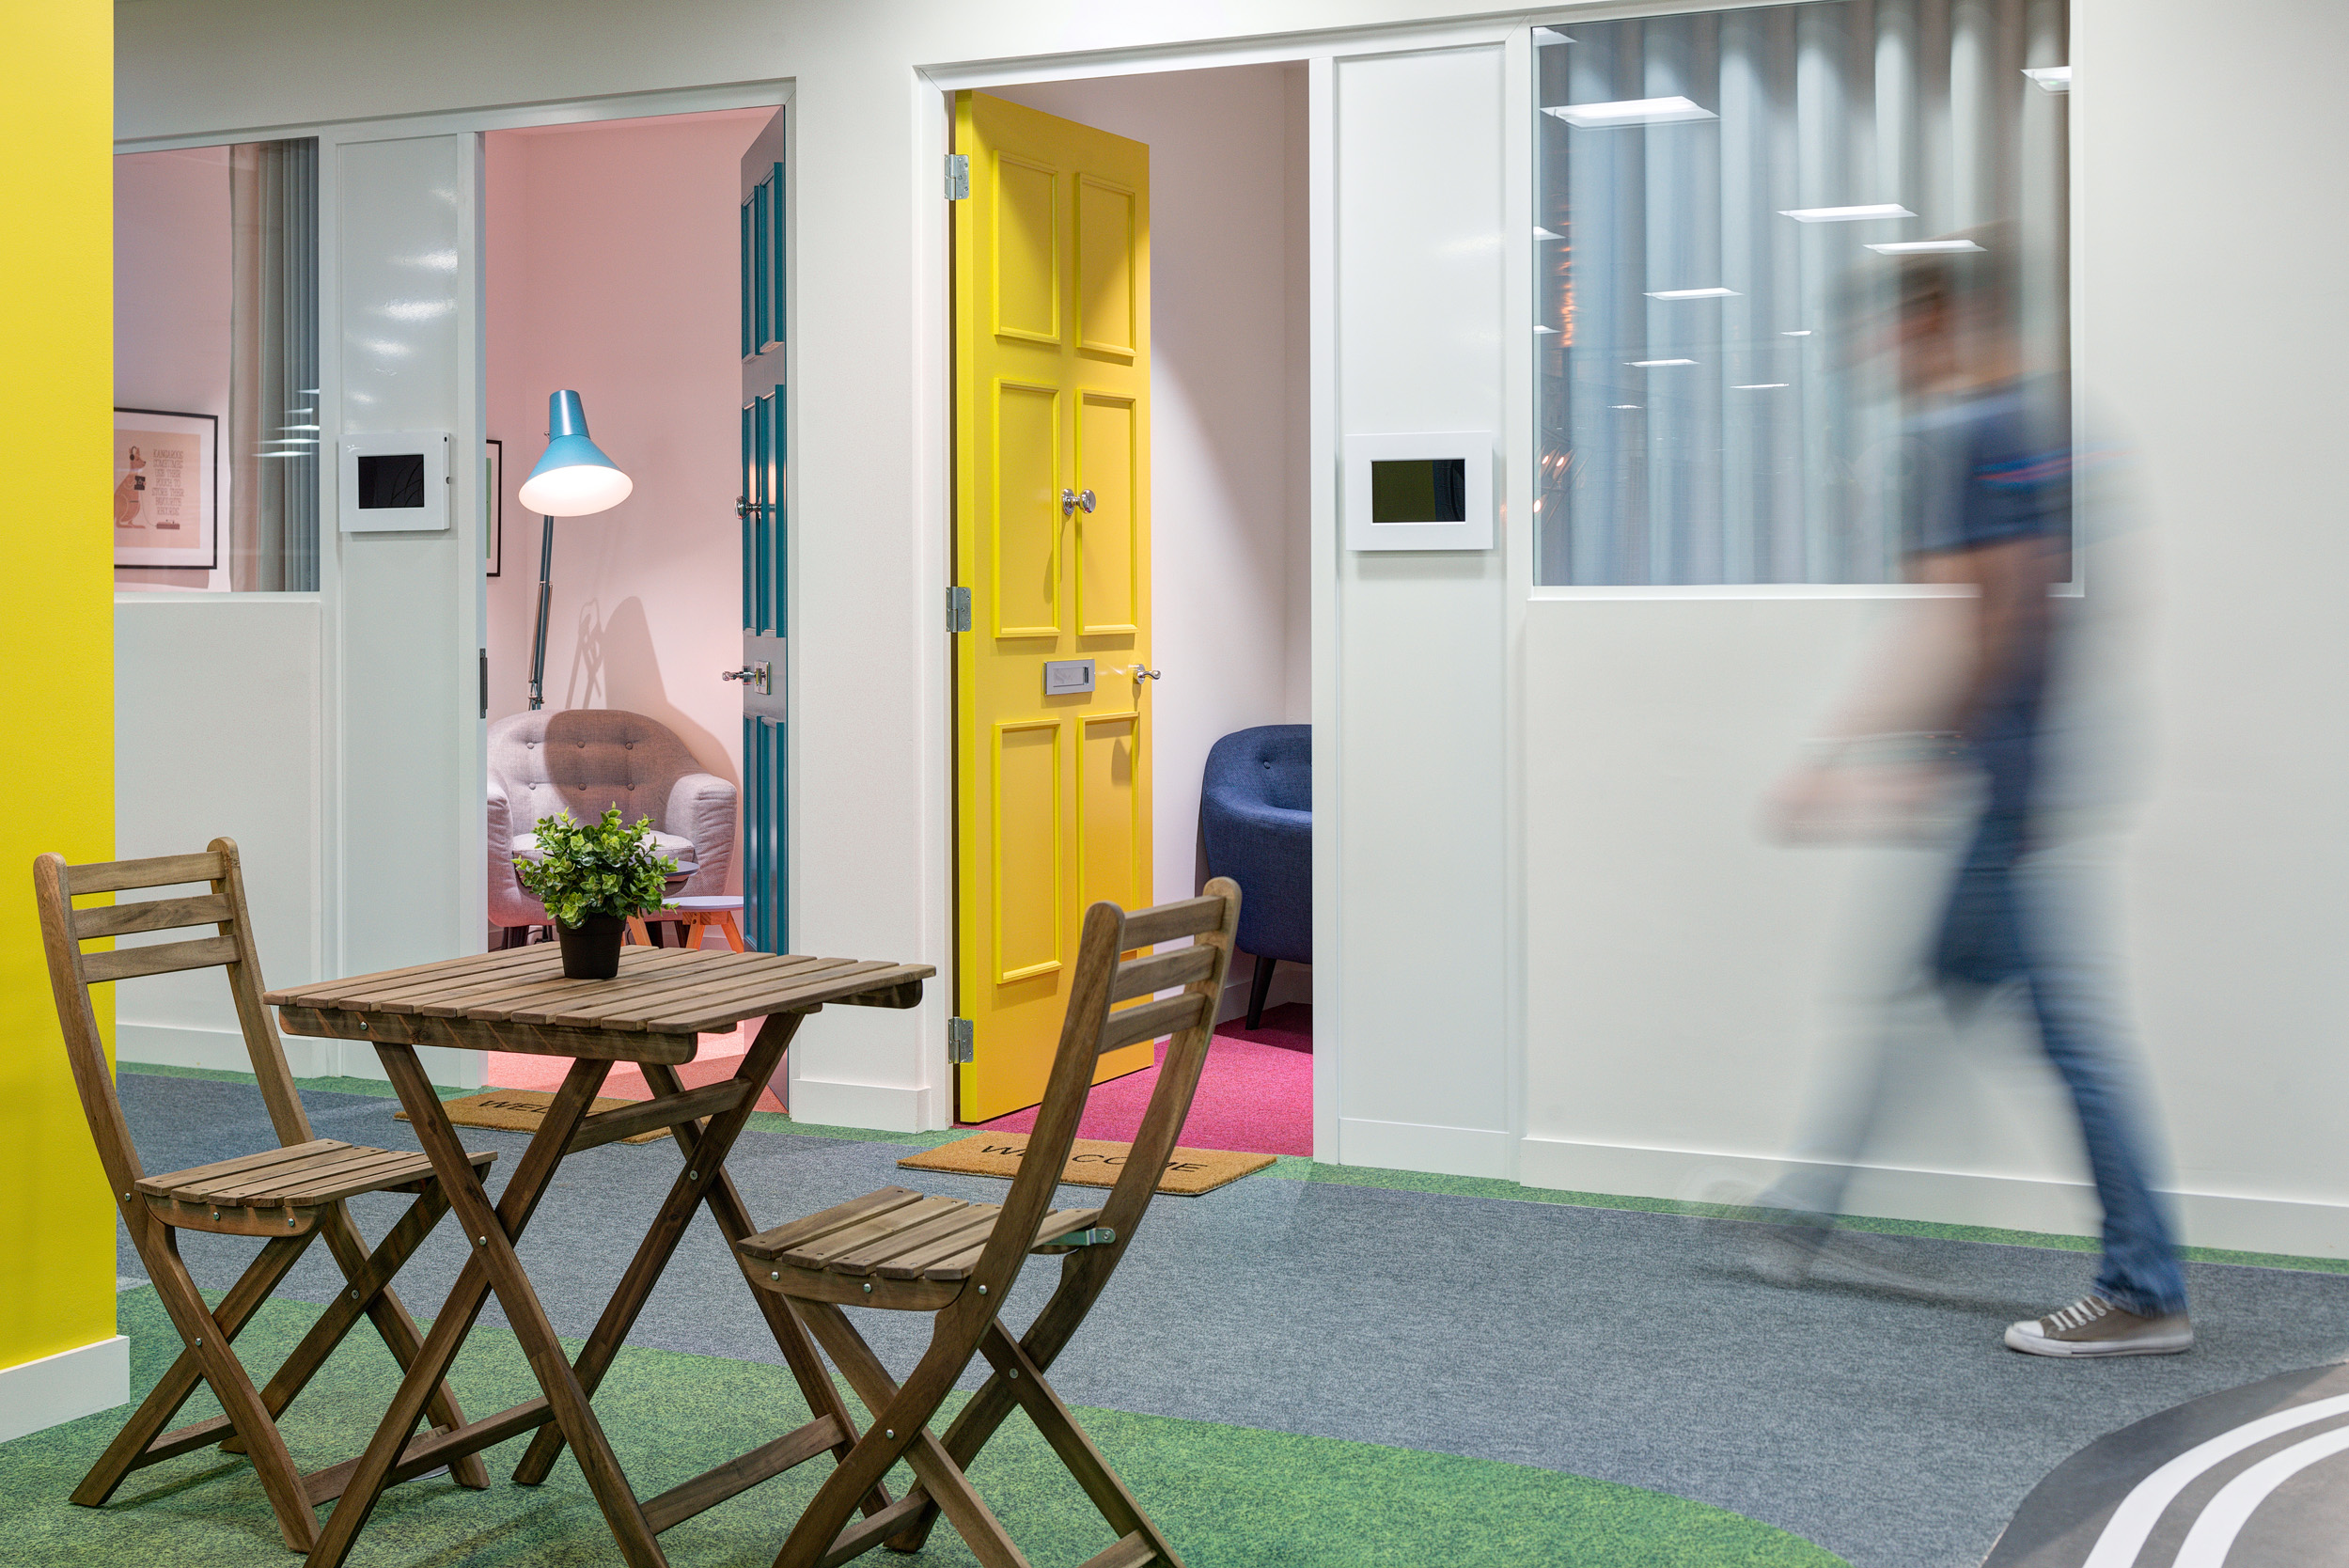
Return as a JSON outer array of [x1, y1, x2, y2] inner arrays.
[[337, 431, 450, 532], [1342, 431, 1494, 550]]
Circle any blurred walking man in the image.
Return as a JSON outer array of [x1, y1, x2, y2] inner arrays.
[[1765, 227, 2191, 1357]]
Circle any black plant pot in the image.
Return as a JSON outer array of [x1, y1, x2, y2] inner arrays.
[[556, 914, 626, 980]]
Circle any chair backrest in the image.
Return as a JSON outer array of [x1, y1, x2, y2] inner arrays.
[[1203, 725, 1310, 812], [489, 708, 703, 836], [31, 839, 313, 1202], [965, 878, 1242, 1295]]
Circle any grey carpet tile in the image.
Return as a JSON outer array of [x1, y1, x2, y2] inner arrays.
[[114, 1071, 2349, 1568]]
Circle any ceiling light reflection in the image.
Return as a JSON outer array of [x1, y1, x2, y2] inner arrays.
[[1547, 96, 1715, 129]]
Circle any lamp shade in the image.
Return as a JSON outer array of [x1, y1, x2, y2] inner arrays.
[[517, 390, 633, 516]]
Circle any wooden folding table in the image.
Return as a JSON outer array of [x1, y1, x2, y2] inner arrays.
[[263, 942, 932, 1568]]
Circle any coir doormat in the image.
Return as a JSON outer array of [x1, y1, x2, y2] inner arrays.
[[897, 1135, 1274, 1196], [397, 1089, 666, 1144]]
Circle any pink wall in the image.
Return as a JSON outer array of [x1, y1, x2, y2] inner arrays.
[[115, 145, 234, 592], [485, 109, 769, 894]]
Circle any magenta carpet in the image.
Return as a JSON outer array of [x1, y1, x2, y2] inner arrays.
[[967, 1002, 1312, 1156]]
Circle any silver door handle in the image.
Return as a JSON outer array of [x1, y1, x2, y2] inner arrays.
[[1061, 488, 1097, 516], [723, 663, 773, 695], [1128, 665, 1160, 683]]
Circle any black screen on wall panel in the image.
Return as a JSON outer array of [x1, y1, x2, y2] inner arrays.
[[356, 452, 427, 509], [1370, 457, 1467, 523]]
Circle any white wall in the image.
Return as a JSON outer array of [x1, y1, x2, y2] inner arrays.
[[1323, 44, 1512, 1175], [112, 0, 2349, 1253], [484, 110, 767, 899], [114, 146, 232, 593], [984, 66, 1313, 1012], [331, 132, 487, 1087], [113, 596, 328, 1071]]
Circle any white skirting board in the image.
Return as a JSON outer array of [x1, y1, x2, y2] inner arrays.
[[1517, 1137, 2349, 1262], [0, 1335, 129, 1445], [1336, 1117, 1512, 1180], [115, 1021, 487, 1090], [790, 1075, 932, 1134]]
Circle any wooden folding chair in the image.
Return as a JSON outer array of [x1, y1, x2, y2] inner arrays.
[[735, 879, 1241, 1568], [32, 839, 498, 1553]]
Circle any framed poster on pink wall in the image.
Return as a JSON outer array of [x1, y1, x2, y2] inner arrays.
[[113, 408, 217, 570]]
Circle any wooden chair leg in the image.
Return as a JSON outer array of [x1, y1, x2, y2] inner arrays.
[[886, 1248, 1123, 1554], [74, 1225, 314, 1507], [778, 1304, 1022, 1568], [715, 911, 746, 952], [224, 1189, 490, 1490], [141, 1229, 321, 1552], [1245, 954, 1275, 1029], [305, 1055, 616, 1568]]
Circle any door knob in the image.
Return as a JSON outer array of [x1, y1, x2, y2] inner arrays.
[[1060, 488, 1097, 516]]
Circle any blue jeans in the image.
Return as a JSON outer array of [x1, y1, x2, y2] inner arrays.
[[1934, 805, 2189, 1316]]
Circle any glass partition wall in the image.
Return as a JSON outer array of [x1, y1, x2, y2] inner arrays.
[[1534, 1, 2069, 586], [115, 138, 320, 591]]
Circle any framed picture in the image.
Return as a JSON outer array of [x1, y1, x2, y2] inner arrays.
[[484, 437, 504, 576], [113, 409, 218, 570]]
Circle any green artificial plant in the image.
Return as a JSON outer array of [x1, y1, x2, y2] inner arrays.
[[513, 807, 677, 929]]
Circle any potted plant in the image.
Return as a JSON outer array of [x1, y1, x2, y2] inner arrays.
[[513, 807, 678, 980]]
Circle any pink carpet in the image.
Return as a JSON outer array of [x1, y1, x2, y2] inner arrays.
[[965, 1003, 1312, 1156], [483, 1017, 785, 1112]]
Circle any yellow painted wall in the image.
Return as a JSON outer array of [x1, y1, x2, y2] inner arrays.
[[0, 0, 117, 1373]]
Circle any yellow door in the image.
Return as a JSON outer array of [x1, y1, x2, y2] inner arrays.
[[954, 91, 1152, 1121]]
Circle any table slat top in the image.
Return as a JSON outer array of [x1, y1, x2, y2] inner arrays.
[[266, 945, 932, 1034]]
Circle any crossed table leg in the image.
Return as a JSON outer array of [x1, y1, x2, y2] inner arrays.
[[306, 1011, 886, 1568]]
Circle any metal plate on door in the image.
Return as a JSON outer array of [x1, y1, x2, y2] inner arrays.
[[740, 632, 787, 722], [1043, 659, 1095, 696]]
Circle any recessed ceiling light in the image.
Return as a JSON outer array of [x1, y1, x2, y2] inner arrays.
[[1628, 359, 1697, 368], [1779, 203, 1916, 223], [1732, 384, 1790, 390], [1645, 287, 1740, 300], [1783, 330, 1813, 337], [1610, 404, 1642, 410], [1547, 96, 1715, 129], [1533, 26, 1573, 44], [2023, 66, 2071, 93], [1867, 240, 1985, 254]]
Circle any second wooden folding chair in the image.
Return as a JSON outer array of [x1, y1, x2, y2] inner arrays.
[[734, 878, 1242, 1568], [32, 839, 497, 1553]]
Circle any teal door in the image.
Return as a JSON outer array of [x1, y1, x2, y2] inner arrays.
[[740, 112, 788, 953]]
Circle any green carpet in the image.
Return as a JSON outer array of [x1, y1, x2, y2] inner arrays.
[[0, 1288, 1844, 1566]]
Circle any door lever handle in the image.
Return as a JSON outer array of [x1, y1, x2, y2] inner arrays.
[[723, 663, 773, 695], [1127, 665, 1161, 684]]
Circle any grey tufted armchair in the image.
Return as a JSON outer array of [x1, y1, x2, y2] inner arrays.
[[487, 708, 737, 935]]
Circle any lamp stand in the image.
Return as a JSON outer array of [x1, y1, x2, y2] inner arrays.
[[527, 513, 554, 711]]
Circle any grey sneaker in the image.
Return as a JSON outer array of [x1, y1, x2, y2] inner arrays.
[[2004, 1295, 2193, 1357]]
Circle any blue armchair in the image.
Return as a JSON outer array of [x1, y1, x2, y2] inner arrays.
[[1200, 725, 1311, 1027]]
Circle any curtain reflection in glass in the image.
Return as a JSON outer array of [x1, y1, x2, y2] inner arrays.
[[1534, 0, 2069, 585]]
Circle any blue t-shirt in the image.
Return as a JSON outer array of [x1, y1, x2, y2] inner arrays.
[[1907, 380, 2073, 813]]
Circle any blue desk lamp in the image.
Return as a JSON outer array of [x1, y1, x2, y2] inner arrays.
[[518, 390, 632, 710]]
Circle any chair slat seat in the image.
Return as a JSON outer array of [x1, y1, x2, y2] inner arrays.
[[137, 1141, 494, 1209], [741, 1188, 1106, 1282]]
